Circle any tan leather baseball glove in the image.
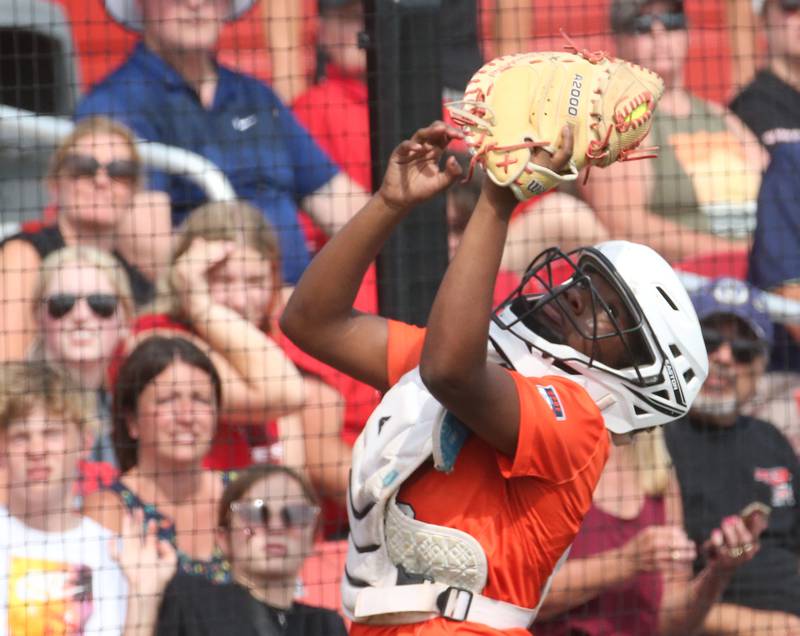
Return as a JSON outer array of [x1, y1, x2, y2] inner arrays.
[[446, 48, 665, 200]]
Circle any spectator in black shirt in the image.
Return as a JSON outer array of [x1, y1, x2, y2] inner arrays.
[[118, 463, 347, 636], [665, 277, 800, 635], [730, 0, 800, 150]]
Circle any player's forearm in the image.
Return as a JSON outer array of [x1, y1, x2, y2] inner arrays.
[[421, 184, 514, 385], [536, 550, 637, 620], [281, 193, 404, 340], [658, 566, 735, 636]]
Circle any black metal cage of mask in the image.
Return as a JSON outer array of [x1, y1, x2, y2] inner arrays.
[[492, 246, 665, 387]]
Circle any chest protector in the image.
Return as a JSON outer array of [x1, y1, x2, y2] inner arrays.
[[342, 322, 615, 628]]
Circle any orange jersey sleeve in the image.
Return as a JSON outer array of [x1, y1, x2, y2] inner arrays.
[[386, 320, 427, 386], [497, 373, 609, 484]]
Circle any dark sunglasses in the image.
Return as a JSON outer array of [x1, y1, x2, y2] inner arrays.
[[60, 154, 139, 183], [626, 12, 687, 34], [230, 499, 320, 531], [702, 327, 765, 364], [46, 293, 119, 320], [777, 0, 800, 12]]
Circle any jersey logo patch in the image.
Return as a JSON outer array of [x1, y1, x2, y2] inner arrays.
[[538, 385, 566, 421], [754, 466, 796, 507], [232, 114, 257, 131]]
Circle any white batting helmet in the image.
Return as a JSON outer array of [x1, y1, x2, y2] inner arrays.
[[492, 241, 708, 434]]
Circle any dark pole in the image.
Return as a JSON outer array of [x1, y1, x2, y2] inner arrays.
[[363, 0, 450, 325]]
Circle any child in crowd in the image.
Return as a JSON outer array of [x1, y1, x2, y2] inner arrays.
[[0, 361, 128, 634]]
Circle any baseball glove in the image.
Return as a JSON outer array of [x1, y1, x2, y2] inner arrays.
[[445, 47, 665, 200]]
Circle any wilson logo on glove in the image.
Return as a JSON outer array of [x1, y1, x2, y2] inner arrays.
[[446, 39, 664, 201]]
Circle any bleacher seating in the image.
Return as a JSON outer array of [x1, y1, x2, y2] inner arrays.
[[0, 0, 80, 225]]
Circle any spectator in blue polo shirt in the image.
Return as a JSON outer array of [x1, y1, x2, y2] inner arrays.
[[76, 0, 370, 285]]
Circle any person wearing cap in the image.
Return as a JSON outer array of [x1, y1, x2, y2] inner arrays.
[[730, 0, 800, 150], [577, 0, 766, 264], [75, 0, 370, 286], [664, 277, 800, 635]]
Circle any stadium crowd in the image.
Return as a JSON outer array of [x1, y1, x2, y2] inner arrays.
[[0, 0, 798, 633]]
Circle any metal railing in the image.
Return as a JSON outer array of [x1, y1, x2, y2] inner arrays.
[[0, 105, 236, 201], [1, 105, 799, 324]]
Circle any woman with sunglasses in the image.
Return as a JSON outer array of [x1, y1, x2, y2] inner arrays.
[[31, 246, 134, 469], [85, 335, 235, 585], [576, 0, 767, 265], [115, 464, 347, 635], [0, 116, 169, 361]]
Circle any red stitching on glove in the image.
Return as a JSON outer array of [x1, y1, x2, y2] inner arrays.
[[560, 30, 608, 64]]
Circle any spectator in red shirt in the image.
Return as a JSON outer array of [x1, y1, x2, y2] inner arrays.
[[110, 200, 307, 472]]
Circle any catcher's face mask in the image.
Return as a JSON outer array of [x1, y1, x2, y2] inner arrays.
[[494, 247, 656, 380]]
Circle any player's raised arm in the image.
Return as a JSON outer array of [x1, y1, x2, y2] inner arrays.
[[280, 122, 463, 391], [419, 127, 575, 457]]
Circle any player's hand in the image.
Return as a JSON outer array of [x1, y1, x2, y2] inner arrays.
[[533, 124, 575, 174], [480, 125, 575, 216], [702, 514, 761, 573], [620, 525, 696, 575], [377, 121, 464, 213]]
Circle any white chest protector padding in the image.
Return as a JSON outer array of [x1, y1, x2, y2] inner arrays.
[[342, 322, 603, 626]]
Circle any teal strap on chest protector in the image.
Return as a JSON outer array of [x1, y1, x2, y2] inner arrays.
[[433, 411, 471, 473]]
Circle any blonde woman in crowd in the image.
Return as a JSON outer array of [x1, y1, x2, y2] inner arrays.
[[0, 116, 170, 361], [31, 246, 134, 467]]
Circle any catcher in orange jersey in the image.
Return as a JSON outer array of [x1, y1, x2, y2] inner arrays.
[[281, 117, 707, 633]]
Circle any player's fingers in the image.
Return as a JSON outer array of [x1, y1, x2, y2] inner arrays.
[[434, 156, 463, 190], [444, 155, 464, 179], [549, 125, 574, 171], [412, 121, 463, 147], [395, 139, 424, 162]]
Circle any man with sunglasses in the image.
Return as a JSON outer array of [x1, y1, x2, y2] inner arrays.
[[731, 0, 800, 150], [665, 277, 800, 634]]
